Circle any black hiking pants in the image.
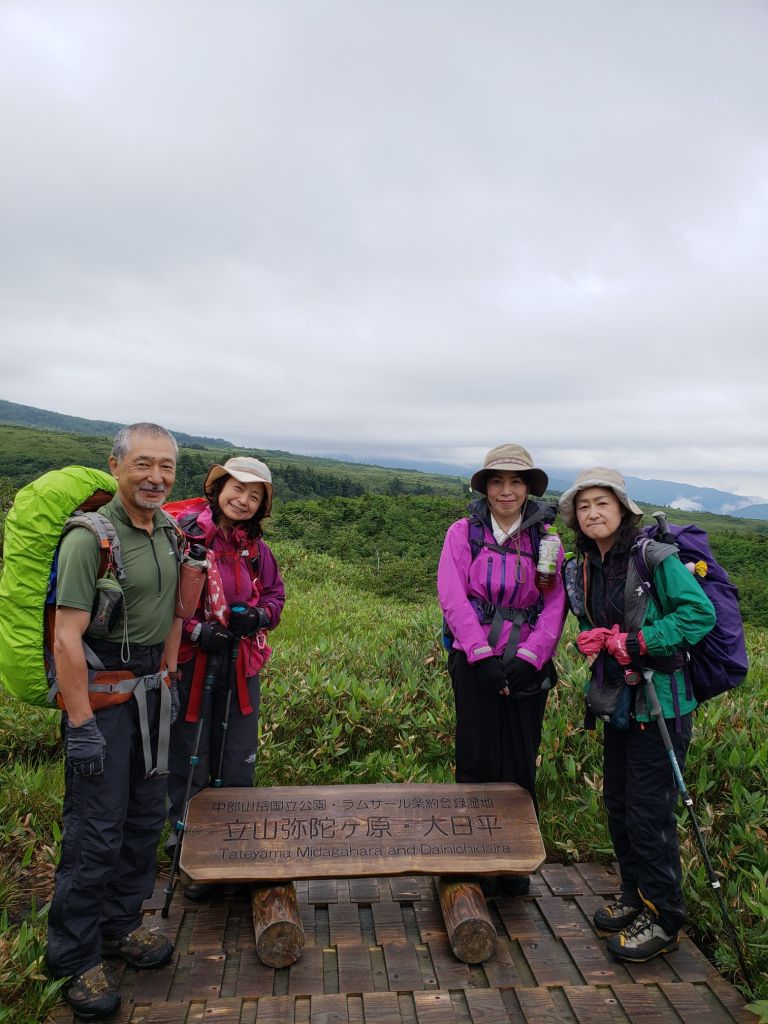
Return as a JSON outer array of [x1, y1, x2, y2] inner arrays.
[[47, 689, 167, 979], [448, 650, 548, 814], [603, 712, 693, 933], [166, 657, 261, 844]]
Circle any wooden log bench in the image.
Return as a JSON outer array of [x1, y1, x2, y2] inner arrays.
[[180, 782, 544, 965]]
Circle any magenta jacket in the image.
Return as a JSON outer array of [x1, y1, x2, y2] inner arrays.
[[437, 500, 566, 667]]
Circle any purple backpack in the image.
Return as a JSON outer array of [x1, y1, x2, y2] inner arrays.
[[633, 522, 749, 704]]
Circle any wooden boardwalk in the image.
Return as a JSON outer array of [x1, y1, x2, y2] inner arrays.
[[50, 865, 751, 1023]]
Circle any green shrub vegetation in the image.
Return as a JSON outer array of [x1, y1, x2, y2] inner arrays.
[[1, 537, 766, 1019]]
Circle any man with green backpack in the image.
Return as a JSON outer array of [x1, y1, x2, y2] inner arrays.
[[44, 423, 183, 1020]]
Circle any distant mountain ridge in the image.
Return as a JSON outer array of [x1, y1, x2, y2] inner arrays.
[[0, 399, 235, 450], [3, 399, 767, 520]]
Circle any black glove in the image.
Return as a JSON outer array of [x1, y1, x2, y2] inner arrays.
[[198, 622, 232, 652], [229, 606, 270, 638], [66, 718, 106, 776], [474, 656, 507, 696], [504, 657, 541, 698]]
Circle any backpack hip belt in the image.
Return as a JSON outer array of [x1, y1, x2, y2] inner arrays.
[[482, 602, 540, 671], [52, 657, 173, 778]]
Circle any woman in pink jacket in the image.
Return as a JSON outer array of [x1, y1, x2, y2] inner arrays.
[[438, 444, 566, 894]]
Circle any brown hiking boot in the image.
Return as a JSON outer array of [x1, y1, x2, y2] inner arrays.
[[593, 895, 642, 932], [102, 925, 173, 968], [64, 963, 120, 1021]]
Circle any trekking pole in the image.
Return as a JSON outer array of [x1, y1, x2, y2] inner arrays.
[[642, 670, 751, 986], [162, 649, 222, 918], [212, 628, 242, 787]]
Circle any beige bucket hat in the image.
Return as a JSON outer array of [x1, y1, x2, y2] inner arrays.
[[204, 456, 273, 516], [558, 467, 642, 528], [470, 443, 548, 497]]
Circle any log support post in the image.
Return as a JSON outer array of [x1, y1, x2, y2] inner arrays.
[[250, 881, 305, 967], [437, 876, 497, 964]]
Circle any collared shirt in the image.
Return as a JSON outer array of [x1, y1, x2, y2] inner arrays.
[[490, 513, 522, 546], [56, 495, 179, 646]]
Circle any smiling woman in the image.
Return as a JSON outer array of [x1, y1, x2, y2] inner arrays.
[[163, 456, 285, 899]]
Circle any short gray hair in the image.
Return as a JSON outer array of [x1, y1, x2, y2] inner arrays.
[[111, 423, 178, 463]]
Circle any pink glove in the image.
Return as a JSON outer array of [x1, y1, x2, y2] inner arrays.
[[605, 629, 647, 666], [576, 627, 613, 657]]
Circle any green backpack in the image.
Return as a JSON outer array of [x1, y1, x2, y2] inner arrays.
[[0, 466, 118, 706]]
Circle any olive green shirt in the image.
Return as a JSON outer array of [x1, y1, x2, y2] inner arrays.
[[56, 495, 179, 646]]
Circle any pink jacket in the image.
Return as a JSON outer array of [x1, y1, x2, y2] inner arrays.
[[437, 505, 566, 667]]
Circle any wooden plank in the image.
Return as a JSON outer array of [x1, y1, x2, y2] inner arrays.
[[362, 992, 403, 1024], [288, 945, 325, 996], [426, 937, 472, 990], [389, 876, 424, 901], [515, 987, 573, 1023], [666, 934, 718, 982], [574, 862, 621, 896], [143, 1003, 193, 1024], [199, 999, 243, 1023], [189, 906, 228, 950], [310, 993, 349, 1024], [127, 959, 176, 1003], [562, 935, 630, 985], [301, 903, 317, 946], [328, 903, 363, 946], [465, 988, 512, 1024], [414, 990, 457, 1023], [309, 878, 339, 904], [481, 937, 524, 989], [337, 945, 374, 995], [612, 983, 682, 1023], [520, 935, 583, 987], [181, 783, 545, 882], [540, 864, 585, 897], [661, 982, 735, 1024], [707, 978, 753, 1023], [497, 898, 548, 942], [382, 941, 425, 992], [348, 877, 380, 902], [256, 995, 295, 1023], [414, 901, 446, 943], [621, 952, 678, 985], [235, 948, 277, 997], [536, 896, 591, 937], [372, 902, 407, 943], [564, 986, 628, 1024], [181, 950, 226, 999]]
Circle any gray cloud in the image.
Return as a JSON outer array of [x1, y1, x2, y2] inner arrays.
[[1, 1, 767, 496]]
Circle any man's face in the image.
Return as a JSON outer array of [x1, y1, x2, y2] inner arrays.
[[109, 433, 177, 513]]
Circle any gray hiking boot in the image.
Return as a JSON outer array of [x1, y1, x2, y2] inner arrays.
[[102, 925, 173, 969], [63, 963, 120, 1021], [606, 909, 679, 962], [593, 895, 642, 932]]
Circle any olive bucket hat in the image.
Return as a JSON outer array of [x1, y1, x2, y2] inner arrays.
[[204, 456, 273, 517], [470, 444, 549, 497], [558, 466, 643, 528]]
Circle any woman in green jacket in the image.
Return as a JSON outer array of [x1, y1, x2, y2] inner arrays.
[[559, 468, 715, 964]]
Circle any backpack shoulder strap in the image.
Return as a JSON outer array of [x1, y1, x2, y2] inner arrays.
[[467, 516, 486, 563], [155, 508, 187, 564], [62, 511, 125, 581]]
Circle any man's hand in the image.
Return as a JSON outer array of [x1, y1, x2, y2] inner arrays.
[[198, 623, 232, 652], [229, 606, 270, 638], [66, 718, 106, 776], [474, 656, 508, 697]]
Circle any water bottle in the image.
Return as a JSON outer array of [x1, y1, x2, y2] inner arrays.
[[535, 527, 560, 592]]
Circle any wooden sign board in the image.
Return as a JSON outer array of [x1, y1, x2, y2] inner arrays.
[[180, 782, 545, 882]]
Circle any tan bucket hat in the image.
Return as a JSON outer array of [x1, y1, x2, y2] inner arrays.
[[470, 443, 548, 497], [558, 467, 643, 528], [204, 456, 273, 516]]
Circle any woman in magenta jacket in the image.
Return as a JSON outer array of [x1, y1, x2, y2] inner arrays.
[[438, 444, 566, 894]]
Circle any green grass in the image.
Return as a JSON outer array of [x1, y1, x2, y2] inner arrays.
[[1, 540, 767, 1020]]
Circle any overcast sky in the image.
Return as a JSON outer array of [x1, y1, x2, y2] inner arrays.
[[1, 1, 767, 498]]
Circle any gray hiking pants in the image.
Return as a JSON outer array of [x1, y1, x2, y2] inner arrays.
[[47, 690, 167, 979], [166, 657, 260, 842]]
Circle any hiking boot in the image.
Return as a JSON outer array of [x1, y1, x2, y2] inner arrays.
[[593, 895, 642, 932], [606, 909, 679, 962], [182, 881, 212, 901], [498, 875, 531, 897], [64, 963, 120, 1021], [102, 925, 174, 969]]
